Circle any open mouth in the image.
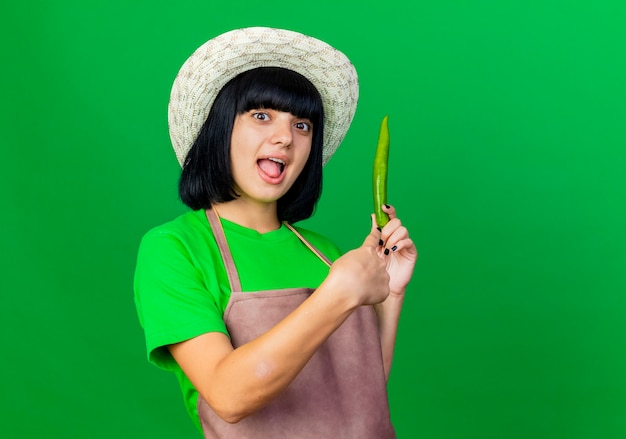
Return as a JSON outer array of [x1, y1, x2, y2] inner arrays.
[[257, 157, 286, 178]]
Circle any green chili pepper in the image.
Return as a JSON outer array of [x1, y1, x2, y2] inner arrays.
[[373, 115, 390, 228]]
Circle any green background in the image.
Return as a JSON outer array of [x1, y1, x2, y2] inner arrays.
[[2, 1, 625, 438]]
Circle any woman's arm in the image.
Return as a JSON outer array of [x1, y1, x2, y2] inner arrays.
[[374, 292, 405, 381], [373, 204, 418, 381], [168, 226, 390, 424]]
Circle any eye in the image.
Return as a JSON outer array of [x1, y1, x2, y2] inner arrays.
[[252, 111, 270, 121], [295, 121, 312, 132]]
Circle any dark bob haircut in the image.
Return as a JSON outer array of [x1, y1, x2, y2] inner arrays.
[[179, 67, 325, 224]]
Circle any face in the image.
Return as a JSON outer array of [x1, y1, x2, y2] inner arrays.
[[229, 108, 313, 207]]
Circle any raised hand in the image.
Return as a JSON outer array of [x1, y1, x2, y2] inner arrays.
[[376, 204, 417, 295], [327, 222, 391, 306]]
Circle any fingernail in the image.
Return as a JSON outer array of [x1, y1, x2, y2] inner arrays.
[[384, 248, 390, 255], [379, 239, 384, 246], [391, 245, 398, 252], [384, 204, 390, 209]]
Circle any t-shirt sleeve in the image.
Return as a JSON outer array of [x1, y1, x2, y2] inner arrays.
[[133, 229, 228, 371]]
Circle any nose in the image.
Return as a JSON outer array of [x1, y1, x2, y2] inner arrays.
[[270, 117, 293, 148]]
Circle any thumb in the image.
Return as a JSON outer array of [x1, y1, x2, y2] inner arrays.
[[362, 214, 382, 248]]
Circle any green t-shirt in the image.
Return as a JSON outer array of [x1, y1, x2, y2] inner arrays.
[[133, 209, 343, 431]]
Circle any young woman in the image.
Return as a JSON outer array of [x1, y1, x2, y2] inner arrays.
[[134, 27, 417, 438]]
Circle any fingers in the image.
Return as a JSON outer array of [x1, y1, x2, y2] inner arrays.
[[377, 205, 413, 255], [379, 204, 400, 243], [362, 214, 383, 248], [365, 205, 413, 256], [381, 203, 396, 221], [380, 222, 407, 252]]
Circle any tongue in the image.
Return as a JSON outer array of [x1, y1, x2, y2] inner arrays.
[[258, 159, 282, 178]]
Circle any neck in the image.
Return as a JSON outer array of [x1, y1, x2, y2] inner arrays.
[[212, 199, 281, 233]]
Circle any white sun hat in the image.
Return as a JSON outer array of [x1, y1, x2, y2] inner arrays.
[[168, 27, 359, 167]]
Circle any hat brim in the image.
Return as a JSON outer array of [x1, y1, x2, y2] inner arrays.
[[168, 27, 359, 167]]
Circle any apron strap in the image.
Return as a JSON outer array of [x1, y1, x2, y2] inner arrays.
[[205, 207, 242, 293], [283, 222, 332, 268], [205, 208, 333, 293]]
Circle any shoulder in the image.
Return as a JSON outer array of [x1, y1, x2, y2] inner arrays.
[[140, 210, 209, 248], [143, 209, 207, 239], [136, 209, 218, 268]]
